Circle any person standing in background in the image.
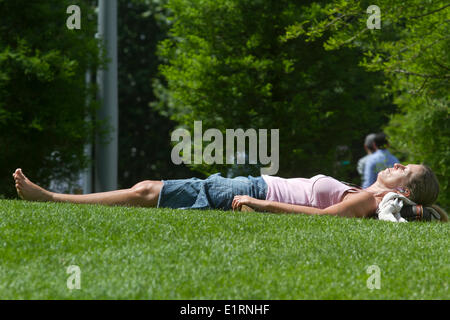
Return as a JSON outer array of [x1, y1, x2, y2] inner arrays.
[[357, 133, 376, 186], [362, 132, 400, 189]]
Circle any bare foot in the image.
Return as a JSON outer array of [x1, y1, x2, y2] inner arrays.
[[12, 168, 53, 202]]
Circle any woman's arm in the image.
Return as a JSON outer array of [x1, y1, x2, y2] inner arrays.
[[232, 192, 376, 218]]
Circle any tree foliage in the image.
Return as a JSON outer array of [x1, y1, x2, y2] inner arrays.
[[0, 0, 101, 197], [283, 0, 449, 207], [117, 0, 192, 188], [153, 0, 395, 182]]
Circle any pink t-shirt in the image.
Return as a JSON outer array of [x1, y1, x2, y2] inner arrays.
[[262, 174, 360, 209]]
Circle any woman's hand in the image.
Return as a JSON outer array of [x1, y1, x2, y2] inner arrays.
[[232, 195, 257, 211]]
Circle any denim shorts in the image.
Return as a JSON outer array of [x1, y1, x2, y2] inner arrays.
[[157, 173, 267, 210]]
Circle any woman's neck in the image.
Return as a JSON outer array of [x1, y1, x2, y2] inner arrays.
[[364, 182, 394, 206], [365, 183, 387, 194]]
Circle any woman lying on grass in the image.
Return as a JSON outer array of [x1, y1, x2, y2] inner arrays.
[[12, 163, 448, 222]]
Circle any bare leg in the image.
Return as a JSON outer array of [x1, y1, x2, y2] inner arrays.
[[12, 168, 163, 207]]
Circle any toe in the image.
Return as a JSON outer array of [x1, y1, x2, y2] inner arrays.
[[17, 169, 26, 180], [14, 170, 21, 180]]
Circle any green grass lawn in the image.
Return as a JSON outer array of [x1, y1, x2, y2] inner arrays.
[[0, 199, 448, 299]]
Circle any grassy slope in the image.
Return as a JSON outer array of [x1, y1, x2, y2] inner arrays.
[[0, 199, 448, 299]]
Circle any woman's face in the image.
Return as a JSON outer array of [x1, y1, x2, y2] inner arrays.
[[377, 163, 423, 189]]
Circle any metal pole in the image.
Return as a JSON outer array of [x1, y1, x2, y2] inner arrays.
[[96, 0, 118, 192]]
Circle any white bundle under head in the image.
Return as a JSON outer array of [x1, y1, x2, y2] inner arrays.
[[376, 192, 417, 223]]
